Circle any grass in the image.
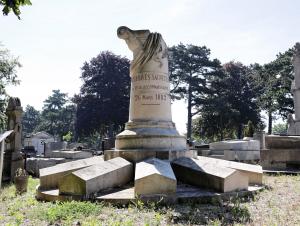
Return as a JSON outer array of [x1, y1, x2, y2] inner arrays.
[[0, 174, 300, 225]]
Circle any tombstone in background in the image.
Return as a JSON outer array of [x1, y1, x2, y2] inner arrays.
[[105, 26, 191, 162], [3, 97, 24, 181]]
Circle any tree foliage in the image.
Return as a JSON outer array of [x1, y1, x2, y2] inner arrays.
[[193, 62, 261, 141], [251, 48, 294, 134], [74, 51, 130, 139], [168, 43, 222, 139], [36, 90, 75, 139], [22, 105, 40, 135], [0, 45, 20, 131], [1, 0, 31, 19]]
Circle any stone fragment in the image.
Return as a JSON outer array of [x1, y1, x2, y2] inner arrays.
[[59, 157, 133, 196], [171, 157, 248, 193], [135, 158, 176, 195], [39, 156, 103, 189], [196, 156, 262, 185]]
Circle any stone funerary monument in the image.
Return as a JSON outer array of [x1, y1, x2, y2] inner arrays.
[[36, 27, 262, 202]]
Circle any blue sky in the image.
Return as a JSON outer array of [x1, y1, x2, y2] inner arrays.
[[1, 0, 299, 133]]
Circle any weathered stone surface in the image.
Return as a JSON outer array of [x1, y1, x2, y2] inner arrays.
[[104, 149, 193, 163], [261, 148, 300, 169], [262, 135, 300, 170], [196, 156, 262, 185], [210, 140, 260, 151], [46, 150, 93, 159], [39, 156, 103, 189], [224, 150, 260, 161], [59, 157, 133, 196], [171, 157, 248, 192], [265, 135, 300, 149], [135, 158, 176, 195], [26, 157, 66, 177]]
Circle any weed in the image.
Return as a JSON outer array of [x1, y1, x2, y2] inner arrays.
[[41, 201, 102, 224]]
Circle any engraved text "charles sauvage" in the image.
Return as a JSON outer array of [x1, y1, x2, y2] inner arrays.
[[132, 73, 169, 82]]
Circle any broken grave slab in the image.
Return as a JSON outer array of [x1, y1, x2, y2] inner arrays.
[[39, 156, 103, 189], [196, 156, 263, 185], [135, 158, 176, 195], [171, 157, 248, 193], [59, 157, 133, 196]]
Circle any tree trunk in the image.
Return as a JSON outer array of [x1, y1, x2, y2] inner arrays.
[[237, 124, 243, 139], [187, 85, 192, 140], [268, 111, 272, 135]]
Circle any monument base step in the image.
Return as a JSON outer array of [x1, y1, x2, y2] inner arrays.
[[36, 184, 263, 204], [104, 149, 195, 163]]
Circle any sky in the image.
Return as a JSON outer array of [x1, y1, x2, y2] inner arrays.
[[1, 0, 300, 134]]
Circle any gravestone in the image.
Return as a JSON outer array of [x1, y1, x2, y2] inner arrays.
[[59, 157, 133, 196], [3, 97, 24, 181], [171, 157, 248, 192], [105, 26, 189, 163], [135, 158, 176, 195], [39, 156, 103, 189], [196, 156, 262, 185]]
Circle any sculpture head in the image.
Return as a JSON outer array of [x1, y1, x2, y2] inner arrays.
[[117, 26, 168, 76], [117, 26, 150, 53]]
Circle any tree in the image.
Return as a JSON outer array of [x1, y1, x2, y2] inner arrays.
[[193, 62, 261, 140], [22, 105, 40, 135], [251, 48, 294, 134], [168, 43, 222, 140], [74, 51, 130, 139], [1, 0, 31, 19], [0, 45, 20, 131], [37, 90, 75, 139], [272, 123, 287, 134]]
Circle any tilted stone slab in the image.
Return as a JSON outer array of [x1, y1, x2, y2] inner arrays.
[[39, 156, 103, 189], [59, 157, 133, 196], [171, 157, 248, 193], [135, 158, 176, 195], [196, 156, 263, 185]]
